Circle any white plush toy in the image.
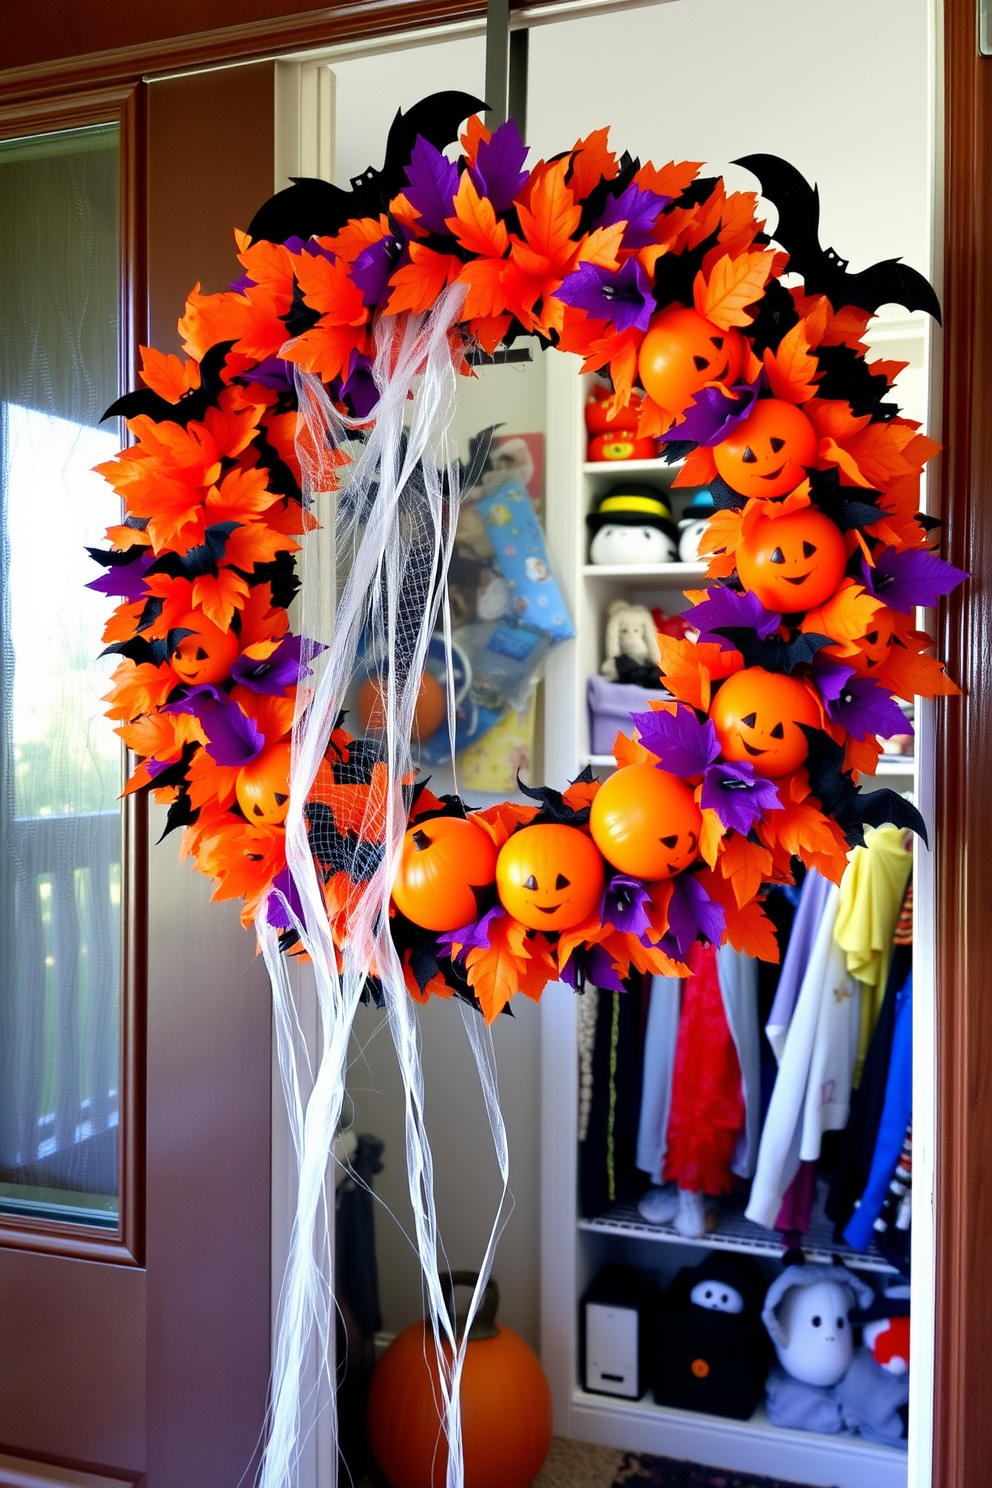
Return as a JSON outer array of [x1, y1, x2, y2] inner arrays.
[[600, 600, 662, 682], [587, 483, 679, 566], [677, 489, 716, 563], [761, 1261, 875, 1434]]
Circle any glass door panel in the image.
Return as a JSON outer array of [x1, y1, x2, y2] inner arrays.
[[0, 123, 123, 1228]]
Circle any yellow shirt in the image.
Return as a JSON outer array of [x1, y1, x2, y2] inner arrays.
[[833, 825, 912, 1082]]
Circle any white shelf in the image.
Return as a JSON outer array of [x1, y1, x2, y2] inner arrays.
[[877, 757, 915, 775], [569, 1391, 907, 1488], [583, 458, 684, 478], [581, 562, 708, 582], [578, 1198, 897, 1273]]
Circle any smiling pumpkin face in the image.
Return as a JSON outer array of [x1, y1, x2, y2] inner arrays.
[[236, 740, 292, 826], [170, 610, 240, 686], [826, 606, 898, 677], [710, 668, 822, 777], [736, 508, 848, 614], [589, 763, 701, 880], [713, 399, 818, 499], [637, 307, 745, 420], [496, 824, 605, 931]]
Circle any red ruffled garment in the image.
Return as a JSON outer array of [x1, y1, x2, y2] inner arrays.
[[663, 941, 745, 1196]]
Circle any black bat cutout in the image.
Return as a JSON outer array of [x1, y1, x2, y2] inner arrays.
[[806, 467, 885, 532], [800, 726, 928, 848], [734, 154, 941, 322], [247, 91, 487, 245], [518, 767, 595, 825], [714, 627, 833, 673], [102, 341, 236, 427]]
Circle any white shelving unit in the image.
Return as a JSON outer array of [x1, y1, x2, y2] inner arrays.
[[539, 349, 916, 1488]]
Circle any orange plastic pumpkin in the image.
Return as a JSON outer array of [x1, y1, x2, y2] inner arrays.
[[637, 306, 745, 420], [496, 823, 605, 930], [368, 1273, 552, 1488], [826, 606, 898, 677], [170, 610, 240, 686], [391, 816, 498, 931], [587, 431, 657, 462], [710, 668, 821, 778], [585, 382, 641, 435], [736, 508, 848, 613], [589, 762, 701, 879], [357, 671, 447, 739], [236, 740, 292, 825], [713, 399, 818, 499]]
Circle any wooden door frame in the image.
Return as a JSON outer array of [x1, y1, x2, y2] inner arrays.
[[1, 1, 989, 1483]]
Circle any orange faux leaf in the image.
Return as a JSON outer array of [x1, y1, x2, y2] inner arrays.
[[700, 869, 781, 962], [386, 244, 463, 315], [469, 313, 513, 355], [844, 735, 882, 778], [656, 634, 734, 711], [614, 731, 652, 768], [103, 660, 177, 722], [763, 320, 821, 404], [474, 800, 539, 850], [563, 775, 600, 812], [569, 128, 620, 201], [698, 807, 726, 870], [672, 444, 719, 489], [756, 798, 849, 884], [693, 250, 775, 330], [191, 569, 251, 631], [575, 223, 625, 272], [464, 912, 531, 1022], [637, 396, 675, 440], [445, 172, 510, 258], [403, 951, 454, 1006], [635, 159, 701, 201], [458, 256, 525, 320], [138, 345, 200, 402], [717, 832, 775, 908], [801, 580, 884, 653], [513, 159, 581, 272]]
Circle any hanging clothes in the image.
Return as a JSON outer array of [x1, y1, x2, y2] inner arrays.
[[833, 827, 913, 1081], [663, 942, 745, 1197], [745, 882, 860, 1229], [875, 1124, 913, 1277], [757, 885, 801, 1124], [844, 971, 914, 1252], [765, 870, 835, 1061], [825, 886, 913, 1238], [718, 942, 761, 1180], [635, 975, 681, 1183], [579, 978, 648, 1216]]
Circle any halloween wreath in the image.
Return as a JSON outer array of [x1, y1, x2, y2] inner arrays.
[[92, 92, 962, 1026]]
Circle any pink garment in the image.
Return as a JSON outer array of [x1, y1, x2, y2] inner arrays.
[[775, 1159, 818, 1234], [663, 942, 745, 1196]]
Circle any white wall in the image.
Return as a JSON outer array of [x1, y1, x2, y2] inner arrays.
[[332, 0, 930, 1354]]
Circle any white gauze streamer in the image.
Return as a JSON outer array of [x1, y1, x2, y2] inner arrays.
[[256, 284, 510, 1488]]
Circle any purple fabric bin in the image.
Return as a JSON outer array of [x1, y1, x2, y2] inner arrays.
[[587, 674, 672, 756]]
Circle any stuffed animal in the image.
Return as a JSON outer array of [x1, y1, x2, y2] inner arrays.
[[587, 484, 678, 566], [761, 1259, 874, 1434], [585, 384, 655, 462], [600, 600, 662, 685], [651, 1254, 771, 1419], [677, 489, 715, 562], [835, 1284, 911, 1447]]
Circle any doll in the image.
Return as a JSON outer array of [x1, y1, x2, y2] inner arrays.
[[761, 1258, 874, 1434], [587, 484, 678, 565], [600, 600, 663, 686]]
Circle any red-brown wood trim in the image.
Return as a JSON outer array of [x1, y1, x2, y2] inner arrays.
[[0, 83, 148, 1268], [0, 0, 504, 105], [934, 0, 992, 1482]]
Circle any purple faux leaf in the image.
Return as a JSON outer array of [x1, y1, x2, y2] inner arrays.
[[86, 551, 155, 603], [665, 871, 726, 958], [812, 656, 857, 703], [266, 867, 305, 931], [165, 690, 264, 767], [862, 547, 969, 614], [473, 118, 529, 214], [339, 357, 379, 419], [701, 759, 782, 835], [404, 136, 460, 236], [231, 634, 312, 694], [630, 706, 719, 778], [604, 874, 653, 937], [351, 236, 403, 309], [686, 587, 781, 647], [146, 754, 180, 779], [823, 676, 912, 742], [553, 258, 655, 334], [593, 182, 670, 248], [580, 946, 628, 994], [660, 379, 760, 447], [246, 355, 295, 392], [437, 902, 505, 959]]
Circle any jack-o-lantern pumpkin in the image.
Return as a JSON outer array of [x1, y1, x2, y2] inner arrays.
[[496, 824, 605, 931], [736, 508, 847, 614], [713, 399, 818, 499], [170, 609, 240, 686], [589, 762, 701, 879], [826, 607, 898, 677], [587, 431, 658, 462], [585, 383, 641, 436], [391, 815, 498, 932], [637, 307, 745, 420], [710, 668, 821, 778], [236, 740, 292, 825], [357, 671, 447, 740]]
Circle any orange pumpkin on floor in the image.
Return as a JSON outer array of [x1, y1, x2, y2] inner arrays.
[[368, 1272, 552, 1488]]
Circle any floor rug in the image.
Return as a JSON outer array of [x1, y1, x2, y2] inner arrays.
[[611, 1452, 823, 1488]]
